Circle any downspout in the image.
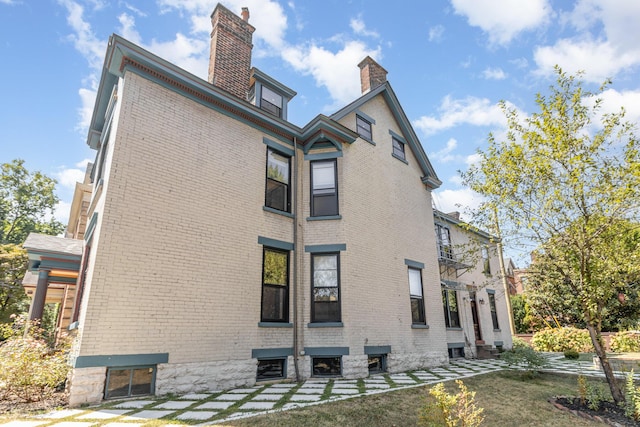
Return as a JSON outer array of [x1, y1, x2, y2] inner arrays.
[[292, 136, 301, 382]]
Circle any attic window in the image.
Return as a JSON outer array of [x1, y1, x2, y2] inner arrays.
[[261, 86, 283, 118], [392, 137, 406, 161]]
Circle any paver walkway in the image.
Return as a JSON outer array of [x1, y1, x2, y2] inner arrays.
[[2, 354, 638, 426]]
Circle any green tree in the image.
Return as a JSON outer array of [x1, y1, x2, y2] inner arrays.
[[461, 67, 640, 404], [0, 159, 65, 321], [0, 244, 29, 323], [1, 159, 64, 245]]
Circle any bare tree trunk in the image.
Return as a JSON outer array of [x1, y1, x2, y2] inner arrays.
[[585, 322, 624, 404]]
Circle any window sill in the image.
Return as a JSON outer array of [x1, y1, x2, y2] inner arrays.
[[362, 137, 376, 146], [392, 153, 408, 164], [308, 322, 344, 328], [263, 206, 294, 218], [411, 324, 429, 329], [446, 327, 463, 331], [493, 329, 501, 332], [306, 215, 342, 221], [258, 322, 293, 328]]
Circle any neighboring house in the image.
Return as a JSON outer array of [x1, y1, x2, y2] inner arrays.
[[21, 4, 511, 405], [434, 210, 513, 359]]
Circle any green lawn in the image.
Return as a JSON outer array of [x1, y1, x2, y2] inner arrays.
[[217, 371, 605, 427]]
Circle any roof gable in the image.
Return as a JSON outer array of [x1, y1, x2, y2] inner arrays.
[[331, 82, 441, 189]]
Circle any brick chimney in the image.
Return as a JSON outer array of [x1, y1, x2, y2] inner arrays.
[[358, 56, 388, 94], [208, 4, 255, 99]]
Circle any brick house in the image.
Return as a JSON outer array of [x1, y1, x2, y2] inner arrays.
[[22, 4, 512, 405]]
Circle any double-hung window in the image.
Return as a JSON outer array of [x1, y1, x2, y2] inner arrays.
[[408, 267, 425, 324], [265, 148, 290, 212], [442, 288, 460, 328], [435, 224, 452, 260], [488, 292, 500, 330], [311, 253, 340, 322], [311, 160, 338, 217], [392, 137, 406, 161], [481, 245, 491, 275], [356, 115, 372, 141], [260, 86, 283, 118], [261, 247, 289, 322]]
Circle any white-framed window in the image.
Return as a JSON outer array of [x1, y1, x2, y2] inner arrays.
[[311, 160, 338, 217], [265, 148, 290, 212], [408, 267, 425, 324]]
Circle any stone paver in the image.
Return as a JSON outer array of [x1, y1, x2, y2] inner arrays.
[[6, 354, 640, 427]]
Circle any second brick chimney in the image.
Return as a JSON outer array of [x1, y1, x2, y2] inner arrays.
[[358, 56, 388, 94], [208, 4, 255, 99]]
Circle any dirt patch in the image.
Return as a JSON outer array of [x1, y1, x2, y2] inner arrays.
[[551, 396, 639, 426], [0, 391, 68, 415]]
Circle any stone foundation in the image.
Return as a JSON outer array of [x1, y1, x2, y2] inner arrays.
[[156, 358, 257, 395], [67, 367, 106, 407], [387, 351, 449, 373]]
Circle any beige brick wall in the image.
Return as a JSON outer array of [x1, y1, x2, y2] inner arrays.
[[71, 71, 452, 402]]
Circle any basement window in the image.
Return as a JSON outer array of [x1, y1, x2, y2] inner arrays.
[[104, 366, 155, 399], [368, 354, 387, 374], [312, 356, 342, 377], [257, 358, 286, 381]]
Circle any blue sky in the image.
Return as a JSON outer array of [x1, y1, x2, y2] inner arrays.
[[2, 0, 640, 264]]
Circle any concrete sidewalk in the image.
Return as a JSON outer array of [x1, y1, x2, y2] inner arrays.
[[1, 355, 637, 426]]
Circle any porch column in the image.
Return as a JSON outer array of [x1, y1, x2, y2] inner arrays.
[[29, 269, 50, 321]]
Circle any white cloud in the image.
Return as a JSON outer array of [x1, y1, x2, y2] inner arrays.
[[428, 25, 445, 42], [429, 138, 458, 163], [596, 88, 640, 124], [53, 201, 72, 226], [58, 0, 106, 71], [533, 39, 640, 83], [450, 0, 552, 46], [413, 95, 509, 136], [282, 41, 381, 107], [433, 188, 484, 220], [482, 67, 507, 80], [509, 57, 528, 69], [350, 16, 379, 38], [535, 1, 640, 82], [465, 152, 482, 167]]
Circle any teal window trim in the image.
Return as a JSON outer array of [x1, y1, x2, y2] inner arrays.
[[304, 151, 343, 161], [305, 243, 346, 253], [494, 341, 504, 347], [364, 345, 391, 355], [74, 353, 169, 368], [306, 215, 342, 221], [258, 322, 293, 328], [84, 212, 98, 242], [392, 152, 409, 164], [486, 289, 496, 295], [263, 206, 295, 218], [446, 327, 463, 331], [388, 129, 406, 143], [258, 236, 294, 251], [411, 324, 430, 329], [307, 322, 343, 328], [304, 346, 349, 356], [356, 109, 376, 125], [251, 347, 294, 358], [447, 342, 465, 349], [404, 259, 424, 269], [263, 137, 295, 156]]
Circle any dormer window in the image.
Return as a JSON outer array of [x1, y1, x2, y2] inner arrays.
[[260, 86, 283, 118]]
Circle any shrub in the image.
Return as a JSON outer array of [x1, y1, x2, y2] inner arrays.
[[418, 380, 484, 427], [0, 335, 70, 402], [611, 331, 640, 353], [531, 327, 593, 352], [501, 339, 547, 377], [563, 349, 579, 360], [624, 370, 640, 421]]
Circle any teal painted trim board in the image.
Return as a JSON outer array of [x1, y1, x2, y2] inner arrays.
[[252, 348, 294, 358], [447, 342, 465, 349], [258, 322, 293, 328], [364, 345, 391, 354], [494, 341, 504, 347], [388, 129, 406, 143], [355, 109, 376, 125], [404, 259, 425, 269], [306, 215, 342, 221], [263, 206, 295, 218], [392, 153, 409, 164], [304, 346, 349, 356], [85, 212, 98, 242], [486, 289, 496, 294], [74, 353, 169, 368], [304, 151, 343, 161], [304, 243, 346, 253], [263, 137, 295, 156], [258, 236, 294, 251], [411, 324, 429, 329], [307, 322, 343, 328]]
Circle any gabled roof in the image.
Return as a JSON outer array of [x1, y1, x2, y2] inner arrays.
[[433, 209, 497, 242], [331, 82, 442, 190]]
